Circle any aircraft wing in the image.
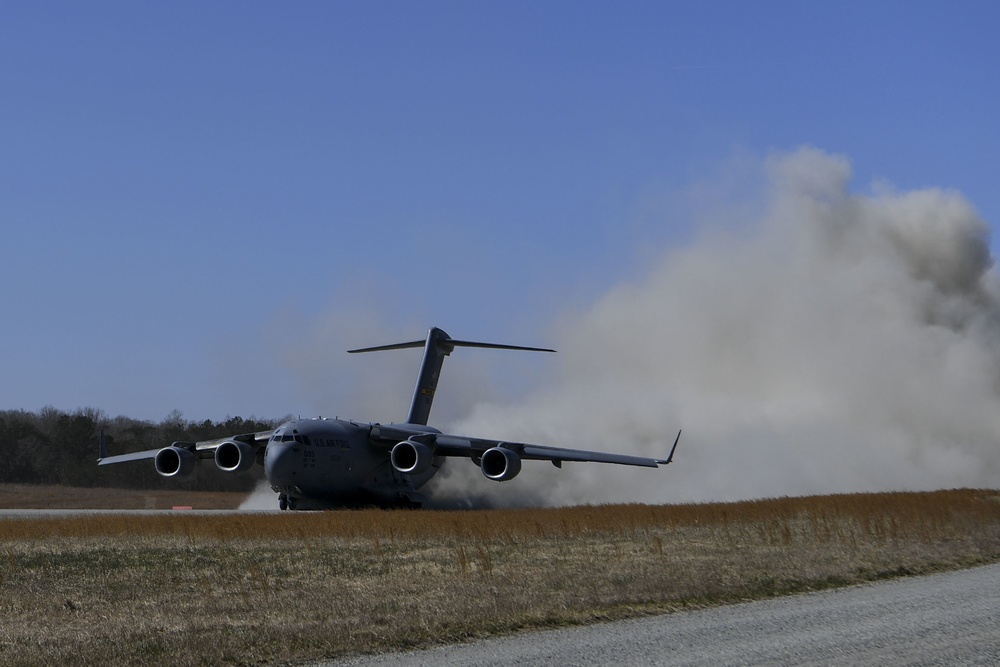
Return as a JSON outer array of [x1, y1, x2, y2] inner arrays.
[[370, 425, 679, 468], [97, 448, 163, 465], [98, 430, 275, 465]]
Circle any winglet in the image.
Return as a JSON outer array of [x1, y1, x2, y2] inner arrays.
[[98, 428, 107, 462], [659, 430, 681, 465]]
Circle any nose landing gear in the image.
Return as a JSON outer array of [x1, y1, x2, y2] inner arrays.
[[278, 494, 300, 510]]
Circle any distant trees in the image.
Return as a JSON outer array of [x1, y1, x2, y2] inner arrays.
[[0, 407, 278, 490]]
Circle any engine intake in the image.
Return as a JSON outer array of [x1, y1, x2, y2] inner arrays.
[[480, 447, 521, 482], [154, 446, 197, 478], [215, 441, 256, 473], [390, 440, 436, 475]]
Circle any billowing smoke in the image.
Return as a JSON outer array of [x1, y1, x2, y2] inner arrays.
[[429, 147, 1000, 505]]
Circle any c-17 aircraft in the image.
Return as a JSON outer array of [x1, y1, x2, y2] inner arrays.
[[98, 327, 679, 509]]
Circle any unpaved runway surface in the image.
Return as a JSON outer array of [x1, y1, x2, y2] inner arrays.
[[325, 563, 1000, 666], [0, 509, 277, 518]]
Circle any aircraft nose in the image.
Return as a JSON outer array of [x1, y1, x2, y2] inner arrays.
[[264, 442, 295, 484]]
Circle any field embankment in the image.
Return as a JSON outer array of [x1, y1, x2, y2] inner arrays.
[[1, 489, 998, 666]]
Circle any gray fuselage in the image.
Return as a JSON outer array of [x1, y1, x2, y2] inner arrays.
[[263, 418, 440, 507]]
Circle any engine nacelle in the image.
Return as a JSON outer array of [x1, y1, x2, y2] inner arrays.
[[390, 440, 436, 475], [214, 441, 256, 474], [154, 445, 197, 478], [480, 447, 521, 482]]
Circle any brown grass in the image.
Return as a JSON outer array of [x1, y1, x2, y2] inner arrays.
[[1, 489, 999, 666]]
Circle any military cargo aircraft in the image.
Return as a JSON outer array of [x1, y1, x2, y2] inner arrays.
[[98, 327, 679, 509]]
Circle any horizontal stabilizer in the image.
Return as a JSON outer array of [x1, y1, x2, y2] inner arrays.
[[348, 339, 555, 355], [348, 340, 426, 354], [449, 340, 555, 353], [349, 327, 554, 425]]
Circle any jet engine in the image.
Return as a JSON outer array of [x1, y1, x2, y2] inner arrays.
[[480, 446, 521, 482], [154, 445, 197, 478], [214, 441, 256, 474], [390, 440, 436, 475]]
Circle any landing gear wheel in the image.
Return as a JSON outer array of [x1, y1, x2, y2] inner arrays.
[[278, 494, 288, 511]]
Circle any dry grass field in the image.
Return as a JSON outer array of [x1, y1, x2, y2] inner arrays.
[[1, 488, 999, 666]]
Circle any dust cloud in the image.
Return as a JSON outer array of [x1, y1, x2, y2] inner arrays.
[[428, 147, 1000, 505], [239, 480, 278, 510]]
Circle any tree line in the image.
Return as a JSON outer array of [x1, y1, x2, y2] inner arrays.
[[0, 407, 279, 491]]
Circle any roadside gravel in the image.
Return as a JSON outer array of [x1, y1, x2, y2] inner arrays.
[[324, 563, 1000, 666]]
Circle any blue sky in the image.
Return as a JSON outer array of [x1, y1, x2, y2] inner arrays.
[[2, 1, 997, 423]]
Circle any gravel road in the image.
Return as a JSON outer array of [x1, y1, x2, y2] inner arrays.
[[324, 563, 1000, 666]]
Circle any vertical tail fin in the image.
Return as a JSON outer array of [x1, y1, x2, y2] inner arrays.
[[348, 327, 554, 425], [403, 327, 454, 425]]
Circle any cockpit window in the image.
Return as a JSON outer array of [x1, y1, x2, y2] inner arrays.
[[273, 433, 309, 445]]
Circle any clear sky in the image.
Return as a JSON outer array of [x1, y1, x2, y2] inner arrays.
[[2, 1, 997, 424]]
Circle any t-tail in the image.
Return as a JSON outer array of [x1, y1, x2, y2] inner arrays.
[[348, 326, 555, 425]]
